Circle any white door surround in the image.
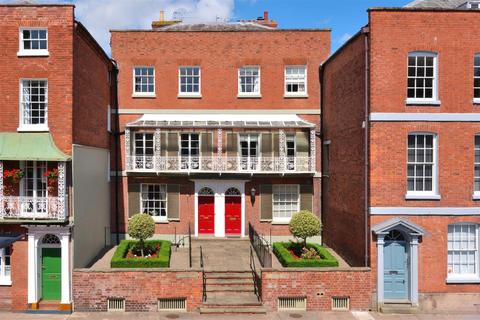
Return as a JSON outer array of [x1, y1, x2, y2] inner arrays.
[[372, 218, 425, 306], [26, 225, 71, 305], [193, 180, 247, 238]]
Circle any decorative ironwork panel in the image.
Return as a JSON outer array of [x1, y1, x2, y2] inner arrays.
[[310, 129, 316, 171], [0, 161, 3, 201], [154, 129, 161, 170], [57, 162, 66, 218], [125, 128, 131, 170]]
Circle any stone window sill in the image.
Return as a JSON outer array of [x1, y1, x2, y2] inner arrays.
[[446, 277, 480, 284], [405, 99, 441, 106], [405, 193, 441, 200], [17, 50, 49, 57]]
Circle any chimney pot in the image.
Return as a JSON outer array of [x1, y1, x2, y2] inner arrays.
[[264, 11, 268, 21], [160, 10, 165, 22]]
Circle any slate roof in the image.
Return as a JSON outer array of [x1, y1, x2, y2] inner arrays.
[[405, 0, 469, 8], [156, 22, 274, 32]]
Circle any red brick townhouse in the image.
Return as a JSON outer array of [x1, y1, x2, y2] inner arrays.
[[321, 0, 480, 313], [110, 13, 329, 243], [0, 4, 115, 311]]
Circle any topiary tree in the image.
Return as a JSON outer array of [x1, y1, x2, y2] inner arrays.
[[128, 213, 155, 257], [289, 210, 321, 248]]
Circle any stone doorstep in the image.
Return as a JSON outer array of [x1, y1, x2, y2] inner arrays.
[[199, 306, 267, 314], [379, 303, 420, 314]]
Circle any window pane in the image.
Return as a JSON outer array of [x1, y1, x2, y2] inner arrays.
[[407, 53, 437, 100]]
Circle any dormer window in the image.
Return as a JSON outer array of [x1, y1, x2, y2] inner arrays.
[[18, 28, 48, 57], [466, 1, 480, 9]]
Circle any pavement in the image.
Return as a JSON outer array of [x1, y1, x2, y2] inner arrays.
[[0, 311, 479, 320]]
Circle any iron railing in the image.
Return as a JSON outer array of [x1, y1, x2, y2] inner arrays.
[[126, 155, 315, 173], [250, 246, 262, 302], [248, 223, 272, 268], [172, 224, 192, 268], [200, 246, 207, 302], [0, 196, 67, 220]]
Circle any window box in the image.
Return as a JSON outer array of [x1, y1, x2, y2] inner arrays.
[[110, 240, 171, 268], [273, 242, 338, 268]]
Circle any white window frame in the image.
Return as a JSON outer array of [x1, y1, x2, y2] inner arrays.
[[133, 132, 155, 170], [132, 66, 155, 97], [447, 223, 480, 283], [406, 51, 440, 105], [18, 79, 49, 132], [286, 134, 296, 170], [284, 65, 308, 97], [178, 66, 201, 97], [474, 135, 480, 199], [18, 28, 49, 57], [0, 246, 12, 286], [238, 66, 261, 97], [140, 184, 168, 222], [474, 54, 480, 104], [239, 133, 260, 171], [272, 184, 300, 224], [405, 132, 440, 200], [180, 133, 200, 170]]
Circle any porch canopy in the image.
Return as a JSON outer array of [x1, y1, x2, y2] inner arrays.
[[0, 133, 70, 161], [126, 113, 316, 129], [0, 233, 23, 249]]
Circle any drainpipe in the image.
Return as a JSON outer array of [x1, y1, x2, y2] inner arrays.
[[111, 59, 120, 245], [319, 64, 325, 246], [363, 28, 370, 268]]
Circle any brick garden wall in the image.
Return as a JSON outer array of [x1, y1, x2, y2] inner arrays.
[[261, 268, 372, 311], [72, 269, 203, 312]]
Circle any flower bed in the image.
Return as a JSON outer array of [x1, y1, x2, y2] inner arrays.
[[273, 242, 338, 268], [111, 240, 171, 268]]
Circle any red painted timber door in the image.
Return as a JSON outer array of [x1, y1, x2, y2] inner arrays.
[[225, 196, 241, 235], [198, 196, 215, 234]]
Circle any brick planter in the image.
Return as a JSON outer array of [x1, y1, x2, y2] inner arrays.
[[72, 269, 203, 312], [261, 268, 372, 311]]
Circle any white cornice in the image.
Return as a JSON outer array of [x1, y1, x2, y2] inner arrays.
[[370, 113, 480, 122], [115, 108, 321, 115], [370, 207, 480, 216]]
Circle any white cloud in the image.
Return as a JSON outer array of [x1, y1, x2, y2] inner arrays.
[[337, 32, 352, 44], [0, 0, 235, 54], [74, 0, 235, 54]]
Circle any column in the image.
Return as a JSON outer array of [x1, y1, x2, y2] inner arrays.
[[57, 162, 66, 219], [27, 232, 38, 304], [410, 236, 419, 306], [60, 232, 71, 305], [376, 235, 385, 305], [279, 130, 286, 171], [310, 128, 316, 172], [154, 129, 161, 171], [217, 128, 223, 171], [125, 128, 131, 170], [0, 161, 3, 216]]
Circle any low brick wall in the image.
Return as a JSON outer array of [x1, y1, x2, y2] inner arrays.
[[261, 268, 372, 311], [72, 269, 203, 312]]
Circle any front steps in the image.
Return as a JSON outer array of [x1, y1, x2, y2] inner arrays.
[[380, 303, 419, 314], [200, 271, 267, 314]]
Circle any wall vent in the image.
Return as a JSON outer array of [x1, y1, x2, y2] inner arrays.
[[332, 296, 349, 311], [158, 298, 187, 311], [278, 297, 307, 311], [107, 298, 125, 312]]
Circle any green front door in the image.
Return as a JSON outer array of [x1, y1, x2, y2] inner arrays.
[[41, 248, 61, 300]]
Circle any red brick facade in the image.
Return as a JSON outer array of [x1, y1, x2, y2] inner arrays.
[[322, 8, 480, 312]]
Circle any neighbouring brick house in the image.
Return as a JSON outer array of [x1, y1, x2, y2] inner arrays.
[[110, 12, 329, 243], [0, 4, 115, 311], [321, 0, 480, 313]]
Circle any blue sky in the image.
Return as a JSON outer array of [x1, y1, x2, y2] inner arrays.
[[234, 0, 411, 51], [0, 0, 412, 54]]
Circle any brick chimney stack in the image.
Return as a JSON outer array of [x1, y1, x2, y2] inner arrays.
[[152, 10, 182, 29], [241, 11, 278, 28]]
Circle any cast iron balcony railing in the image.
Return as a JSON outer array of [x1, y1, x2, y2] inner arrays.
[[0, 196, 68, 220], [126, 155, 315, 174]]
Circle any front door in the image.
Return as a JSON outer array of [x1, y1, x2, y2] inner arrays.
[[198, 187, 215, 234], [41, 248, 61, 301], [225, 188, 241, 236], [384, 239, 408, 300]]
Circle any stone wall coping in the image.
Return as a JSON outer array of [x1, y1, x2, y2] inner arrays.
[[73, 268, 203, 273], [261, 267, 371, 272]]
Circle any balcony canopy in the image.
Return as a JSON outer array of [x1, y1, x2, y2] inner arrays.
[[0, 233, 23, 249], [126, 113, 316, 129], [0, 133, 70, 161]]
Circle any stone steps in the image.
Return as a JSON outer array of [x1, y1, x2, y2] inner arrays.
[[380, 303, 419, 314], [199, 306, 267, 314]]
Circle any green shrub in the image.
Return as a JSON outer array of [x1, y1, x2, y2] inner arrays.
[[273, 242, 338, 268], [111, 240, 171, 268], [128, 213, 155, 257], [289, 210, 321, 247]]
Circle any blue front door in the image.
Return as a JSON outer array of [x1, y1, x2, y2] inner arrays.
[[384, 240, 408, 300]]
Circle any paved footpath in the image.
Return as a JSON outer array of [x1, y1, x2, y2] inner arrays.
[[0, 311, 479, 320]]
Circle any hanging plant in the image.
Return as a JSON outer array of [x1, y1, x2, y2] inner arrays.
[[44, 168, 59, 188], [3, 168, 24, 184]]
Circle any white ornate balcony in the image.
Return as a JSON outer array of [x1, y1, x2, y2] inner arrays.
[[126, 156, 315, 174], [0, 196, 67, 221]]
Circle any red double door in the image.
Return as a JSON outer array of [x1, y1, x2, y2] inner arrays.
[[198, 195, 241, 235]]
